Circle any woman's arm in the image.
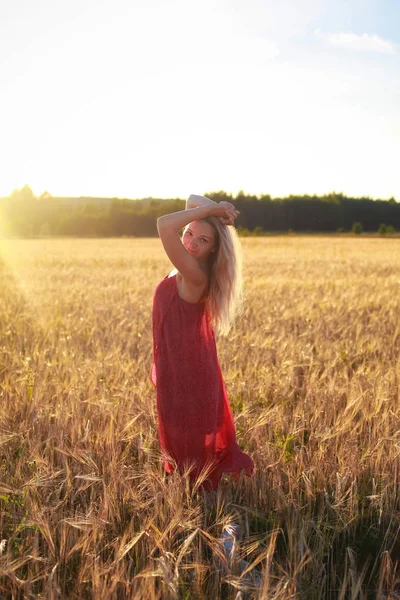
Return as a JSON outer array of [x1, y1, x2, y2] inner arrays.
[[158, 205, 213, 233], [185, 194, 216, 210], [158, 204, 238, 233], [186, 194, 237, 225]]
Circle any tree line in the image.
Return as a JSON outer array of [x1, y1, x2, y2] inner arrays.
[[0, 185, 398, 237]]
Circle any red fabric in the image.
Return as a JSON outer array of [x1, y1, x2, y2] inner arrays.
[[150, 273, 254, 491]]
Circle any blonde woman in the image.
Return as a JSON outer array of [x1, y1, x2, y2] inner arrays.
[[150, 194, 254, 492]]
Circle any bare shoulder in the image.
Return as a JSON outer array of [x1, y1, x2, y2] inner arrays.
[[176, 270, 209, 303]]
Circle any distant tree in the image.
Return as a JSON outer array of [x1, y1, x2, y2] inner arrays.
[[39, 222, 50, 236], [352, 222, 363, 234], [237, 226, 250, 237], [203, 190, 234, 203], [11, 184, 36, 202], [322, 191, 342, 204], [234, 190, 259, 203], [14, 217, 33, 236], [83, 202, 101, 216], [4, 188, 400, 238]]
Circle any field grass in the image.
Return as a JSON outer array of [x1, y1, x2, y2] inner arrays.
[[0, 236, 399, 599]]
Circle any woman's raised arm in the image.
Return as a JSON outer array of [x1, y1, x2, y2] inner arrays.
[[185, 194, 216, 210], [186, 194, 238, 225]]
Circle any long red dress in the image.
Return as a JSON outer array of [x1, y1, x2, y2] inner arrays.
[[150, 273, 254, 492]]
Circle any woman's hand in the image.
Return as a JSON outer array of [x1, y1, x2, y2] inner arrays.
[[219, 201, 239, 225], [209, 201, 240, 226]]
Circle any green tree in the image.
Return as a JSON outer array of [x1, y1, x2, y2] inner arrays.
[[204, 190, 234, 203], [378, 223, 386, 234], [39, 222, 50, 236], [352, 222, 363, 234], [253, 226, 263, 236], [11, 184, 36, 202], [237, 226, 250, 237]]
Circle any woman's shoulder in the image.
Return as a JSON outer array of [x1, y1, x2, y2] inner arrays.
[[175, 271, 209, 304]]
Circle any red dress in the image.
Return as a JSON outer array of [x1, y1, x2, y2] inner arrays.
[[150, 273, 254, 491]]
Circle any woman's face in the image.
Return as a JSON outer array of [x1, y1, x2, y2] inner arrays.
[[182, 221, 216, 263]]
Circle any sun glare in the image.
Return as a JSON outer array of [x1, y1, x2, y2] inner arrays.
[[0, 230, 53, 338]]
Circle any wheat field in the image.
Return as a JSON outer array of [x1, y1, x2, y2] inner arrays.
[[0, 236, 399, 599]]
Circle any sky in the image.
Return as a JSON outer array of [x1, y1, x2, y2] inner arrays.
[[0, 0, 399, 200]]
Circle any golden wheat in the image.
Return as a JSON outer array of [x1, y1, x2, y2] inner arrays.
[[0, 236, 399, 599]]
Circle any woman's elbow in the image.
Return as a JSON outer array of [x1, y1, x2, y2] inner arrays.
[[157, 216, 167, 234]]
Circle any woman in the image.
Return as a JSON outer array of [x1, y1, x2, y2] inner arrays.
[[150, 193, 254, 492]]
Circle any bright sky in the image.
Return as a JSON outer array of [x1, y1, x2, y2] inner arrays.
[[1, 0, 399, 200]]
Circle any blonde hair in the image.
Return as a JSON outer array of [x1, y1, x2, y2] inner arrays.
[[185, 217, 244, 337]]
